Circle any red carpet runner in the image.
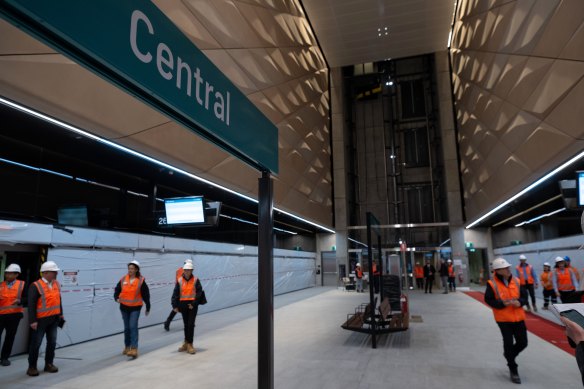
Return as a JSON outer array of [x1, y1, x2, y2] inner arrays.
[[464, 291, 575, 356]]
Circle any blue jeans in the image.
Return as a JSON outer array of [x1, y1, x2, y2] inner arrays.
[[121, 309, 141, 348]]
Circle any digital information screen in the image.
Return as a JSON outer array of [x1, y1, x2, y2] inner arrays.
[[578, 171, 584, 207], [164, 197, 205, 224]]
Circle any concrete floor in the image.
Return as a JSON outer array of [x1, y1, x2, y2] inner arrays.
[[0, 286, 581, 388]]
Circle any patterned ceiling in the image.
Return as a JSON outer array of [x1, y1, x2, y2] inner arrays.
[[451, 0, 584, 223], [0, 0, 332, 227]]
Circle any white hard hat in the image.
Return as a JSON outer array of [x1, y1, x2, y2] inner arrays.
[[416, 262, 421, 265], [40, 261, 60, 272], [555, 256, 566, 263], [492, 258, 511, 270], [356, 263, 361, 267], [5, 263, 21, 273], [128, 260, 140, 268], [183, 262, 194, 270], [543, 262, 551, 267], [447, 259, 452, 263], [519, 254, 527, 260], [184, 259, 193, 264]]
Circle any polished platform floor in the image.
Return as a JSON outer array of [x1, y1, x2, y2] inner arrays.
[[0, 286, 581, 388]]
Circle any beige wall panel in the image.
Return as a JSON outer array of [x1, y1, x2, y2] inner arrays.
[[505, 57, 552, 109], [560, 18, 584, 62], [202, 50, 259, 94], [492, 55, 528, 100], [532, 0, 584, 58], [515, 123, 572, 171], [499, 111, 540, 152], [510, 0, 558, 55], [0, 19, 55, 54], [546, 78, 584, 139]]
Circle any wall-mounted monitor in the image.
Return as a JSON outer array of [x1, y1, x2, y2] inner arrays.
[[164, 196, 206, 225], [57, 205, 88, 226], [577, 171, 584, 207]]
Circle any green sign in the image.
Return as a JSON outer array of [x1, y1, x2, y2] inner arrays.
[[0, 0, 278, 173], [465, 242, 474, 249]]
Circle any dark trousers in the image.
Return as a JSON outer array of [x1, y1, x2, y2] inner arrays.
[[559, 290, 581, 304], [542, 288, 557, 307], [497, 321, 528, 371], [448, 277, 456, 291], [28, 316, 58, 368], [416, 278, 424, 289], [180, 304, 199, 344], [0, 313, 22, 360], [165, 309, 177, 324], [521, 284, 536, 307], [373, 275, 380, 294], [424, 277, 433, 293]]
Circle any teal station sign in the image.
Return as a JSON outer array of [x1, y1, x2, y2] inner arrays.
[[0, 0, 278, 173]]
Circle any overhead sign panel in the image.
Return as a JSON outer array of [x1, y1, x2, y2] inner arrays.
[[0, 0, 278, 173]]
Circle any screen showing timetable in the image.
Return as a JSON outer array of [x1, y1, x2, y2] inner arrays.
[[164, 196, 205, 224], [578, 171, 584, 207]]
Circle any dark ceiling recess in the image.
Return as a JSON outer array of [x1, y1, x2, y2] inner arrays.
[[0, 101, 320, 245]]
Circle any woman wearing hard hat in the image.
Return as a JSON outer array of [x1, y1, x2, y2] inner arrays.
[[114, 260, 151, 358], [484, 257, 528, 384], [0, 263, 25, 366], [171, 261, 203, 354], [164, 258, 193, 331], [552, 256, 580, 303]]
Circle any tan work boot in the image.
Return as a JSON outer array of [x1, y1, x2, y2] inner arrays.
[[178, 342, 188, 352], [122, 347, 130, 355], [187, 343, 196, 354], [127, 347, 138, 358]]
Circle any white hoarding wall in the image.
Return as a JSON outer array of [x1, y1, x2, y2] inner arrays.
[[0, 223, 317, 346]]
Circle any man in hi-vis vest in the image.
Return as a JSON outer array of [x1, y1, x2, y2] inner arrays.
[[27, 261, 64, 377], [485, 258, 528, 385], [0, 263, 26, 366]]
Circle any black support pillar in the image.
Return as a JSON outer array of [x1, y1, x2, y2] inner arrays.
[[258, 170, 274, 389]]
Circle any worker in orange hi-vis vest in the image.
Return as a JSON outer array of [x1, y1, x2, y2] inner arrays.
[[539, 262, 557, 310], [485, 258, 528, 385], [515, 254, 538, 312], [0, 264, 26, 367], [447, 259, 456, 292], [164, 258, 193, 331], [553, 256, 580, 303], [564, 256, 581, 283], [355, 263, 364, 293], [27, 261, 65, 377], [414, 262, 424, 290]]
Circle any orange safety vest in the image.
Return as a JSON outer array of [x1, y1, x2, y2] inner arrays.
[[488, 276, 525, 323], [414, 266, 424, 279], [0, 280, 25, 315], [448, 264, 455, 277], [556, 269, 575, 291], [356, 268, 363, 279], [516, 264, 534, 285], [540, 271, 553, 290], [178, 276, 198, 301], [175, 267, 184, 283], [118, 275, 144, 307], [34, 279, 62, 318], [568, 266, 581, 282], [372, 263, 380, 276]]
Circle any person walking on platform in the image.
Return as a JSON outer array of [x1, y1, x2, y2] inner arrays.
[[564, 256, 581, 283], [414, 262, 424, 290], [114, 260, 150, 358], [439, 259, 449, 294], [164, 259, 192, 331], [423, 259, 435, 294], [553, 256, 580, 303], [0, 264, 25, 366], [172, 261, 203, 354], [539, 262, 556, 310], [371, 260, 380, 294], [27, 261, 64, 377], [355, 263, 364, 293], [485, 257, 528, 384], [447, 259, 456, 292], [515, 254, 538, 312]]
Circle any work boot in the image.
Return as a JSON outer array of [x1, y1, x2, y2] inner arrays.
[[533, 305, 538, 312], [26, 367, 39, 376], [164, 321, 170, 332], [44, 364, 59, 373], [178, 342, 188, 352], [187, 343, 196, 354], [509, 367, 521, 384], [543, 305, 549, 310], [122, 346, 130, 355], [1, 359, 10, 366], [524, 305, 531, 312], [127, 347, 138, 358]]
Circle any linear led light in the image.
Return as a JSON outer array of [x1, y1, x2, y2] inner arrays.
[[0, 97, 334, 234], [492, 194, 562, 228], [439, 238, 450, 247], [348, 237, 367, 248], [219, 214, 297, 235], [466, 150, 584, 229], [514, 208, 565, 228]]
